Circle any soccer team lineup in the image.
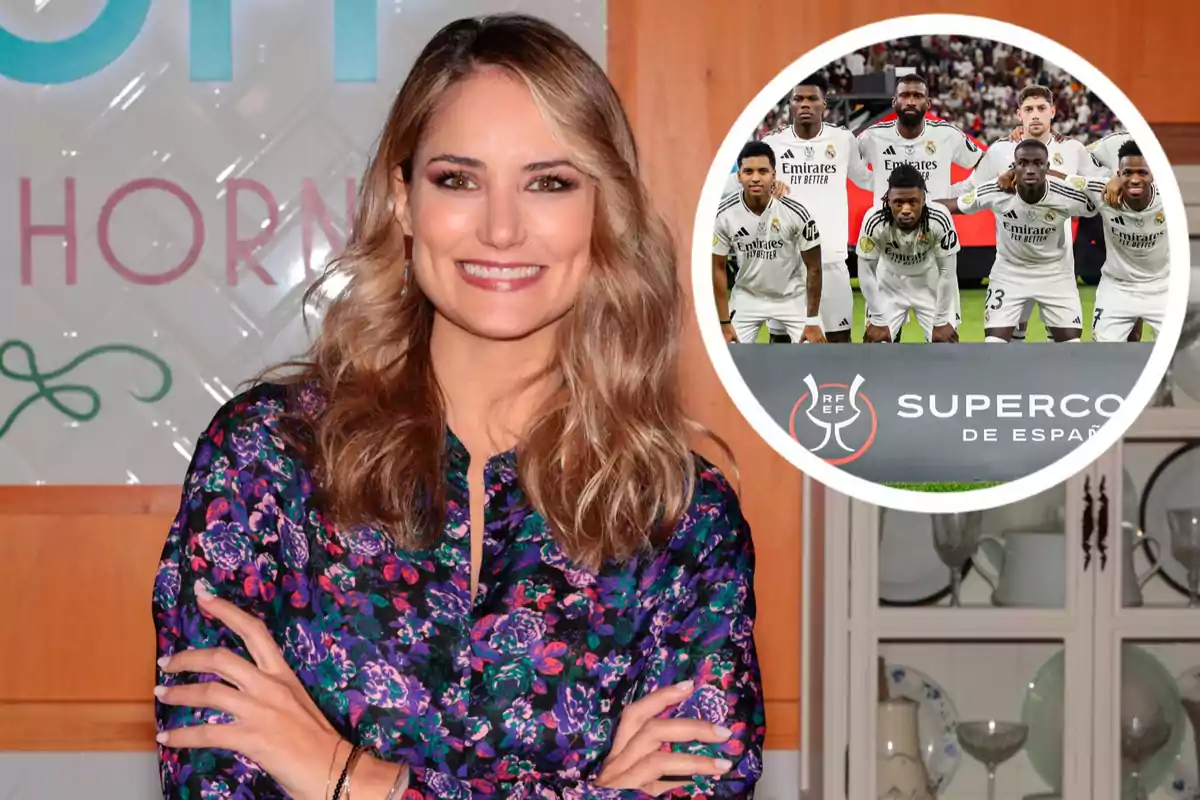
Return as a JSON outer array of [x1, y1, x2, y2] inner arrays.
[[711, 39, 1171, 346]]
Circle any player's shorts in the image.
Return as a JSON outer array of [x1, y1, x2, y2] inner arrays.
[[729, 290, 816, 343], [819, 260, 854, 333], [1015, 247, 1076, 329], [870, 267, 958, 341], [984, 263, 1083, 331], [766, 318, 787, 335], [1091, 277, 1168, 342]]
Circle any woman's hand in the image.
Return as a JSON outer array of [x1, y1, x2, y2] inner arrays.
[[155, 581, 344, 800], [594, 681, 735, 796]]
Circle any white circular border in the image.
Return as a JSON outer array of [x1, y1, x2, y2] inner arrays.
[[692, 14, 1192, 514]]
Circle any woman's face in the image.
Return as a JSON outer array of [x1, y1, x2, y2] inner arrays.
[[395, 69, 596, 342]]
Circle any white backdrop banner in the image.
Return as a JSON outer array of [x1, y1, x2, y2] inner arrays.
[[0, 0, 606, 485]]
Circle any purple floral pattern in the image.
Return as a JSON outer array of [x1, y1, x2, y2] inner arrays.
[[153, 383, 764, 798]]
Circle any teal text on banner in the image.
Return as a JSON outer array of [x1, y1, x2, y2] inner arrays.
[[0, 0, 378, 84]]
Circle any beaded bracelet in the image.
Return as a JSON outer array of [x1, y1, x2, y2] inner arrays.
[[331, 744, 362, 800]]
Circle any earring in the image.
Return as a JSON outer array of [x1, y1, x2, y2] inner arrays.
[[401, 258, 411, 295]]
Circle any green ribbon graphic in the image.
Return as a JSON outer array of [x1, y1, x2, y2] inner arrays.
[[0, 339, 172, 440]]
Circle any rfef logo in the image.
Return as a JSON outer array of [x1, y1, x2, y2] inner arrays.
[[788, 374, 877, 465], [0, 0, 378, 85]]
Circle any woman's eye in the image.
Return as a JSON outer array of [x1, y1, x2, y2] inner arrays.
[[530, 175, 573, 192], [436, 171, 476, 190]]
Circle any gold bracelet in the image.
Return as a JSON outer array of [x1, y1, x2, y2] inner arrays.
[[325, 739, 344, 800], [331, 744, 360, 800], [341, 745, 368, 800]]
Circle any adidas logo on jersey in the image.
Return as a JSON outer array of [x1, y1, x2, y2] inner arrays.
[[882, 145, 896, 155], [1112, 215, 1126, 226], [1003, 210, 1019, 219], [734, 226, 750, 238], [782, 149, 795, 159]]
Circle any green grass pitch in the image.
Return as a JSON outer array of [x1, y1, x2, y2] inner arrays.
[[755, 282, 1120, 343]]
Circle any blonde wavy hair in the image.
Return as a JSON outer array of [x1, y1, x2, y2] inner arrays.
[[266, 13, 713, 571]]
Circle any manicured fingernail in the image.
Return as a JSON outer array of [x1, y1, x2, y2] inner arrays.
[[194, 580, 213, 600], [153, 686, 167, 698], [714, 759, 733, 772], [155, 732, 169, 744], [676, 680, 694, 691], [714, 726, 733, 739], [157, 656, 171, 670]]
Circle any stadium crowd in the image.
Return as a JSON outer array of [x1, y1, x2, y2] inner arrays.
[[753, 35, 1121, 143]]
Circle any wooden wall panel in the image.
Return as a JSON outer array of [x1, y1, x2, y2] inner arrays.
[[2, 0, 1197, 758], [0, 487, 176, 751]]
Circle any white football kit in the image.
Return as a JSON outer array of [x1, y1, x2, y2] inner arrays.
[[1072, 176, 1170, 341], [857, 119, 982, 326], [854, 204, 962, 340], [724, 166, 787, 339], [954, 136, 1100, 332], [713, 192, 822, 343], [1087, 130, 1134, 174], [762, 123, 873, 334], [952, 136, 1097, 195], [954, 178, 1097, 332]]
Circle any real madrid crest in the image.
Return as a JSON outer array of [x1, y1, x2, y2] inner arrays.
[[1044, 210, 1057, 223], [771, 217, 781, 233], [1155, 210, 1166, 226], [1069, 176, 1087, 191], [1053, 152, 1064, 166], [825, 142, 836, 159], [859, 236, 875, 254], [925, 140, 936, 155], [804, 146, 815, 159]]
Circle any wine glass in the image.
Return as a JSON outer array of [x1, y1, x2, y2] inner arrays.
[[1121, 707, 1172, 800], [1167, 508, 1200, 607], [956, 720, 1028, 800], [930, 512, 983, 607]]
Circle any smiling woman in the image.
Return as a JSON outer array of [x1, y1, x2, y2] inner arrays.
[[151, 12, 763, 800]]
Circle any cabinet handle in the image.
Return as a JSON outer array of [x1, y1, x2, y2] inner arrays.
[[1082, 475, 1094, 571], [1097, 475, 1109, 570]]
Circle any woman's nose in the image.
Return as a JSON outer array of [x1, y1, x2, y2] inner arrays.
[[479, 188, 526, 250]]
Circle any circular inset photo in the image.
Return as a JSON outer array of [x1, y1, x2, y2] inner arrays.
[[693, 15, 1191, 513]]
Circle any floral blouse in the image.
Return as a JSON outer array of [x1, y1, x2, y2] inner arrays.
[[153, 382, 764, 799]]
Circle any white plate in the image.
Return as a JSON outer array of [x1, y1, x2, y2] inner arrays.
[[885, 662, 962, 794], [1168, 338, 1200, 406], [1139, 444, 1200, 597], [1166, 666, 1200, 799], [1023, 645, 1183, 796]]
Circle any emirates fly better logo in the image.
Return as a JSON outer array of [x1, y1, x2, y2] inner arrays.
[[788, 374, 878, 465]]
